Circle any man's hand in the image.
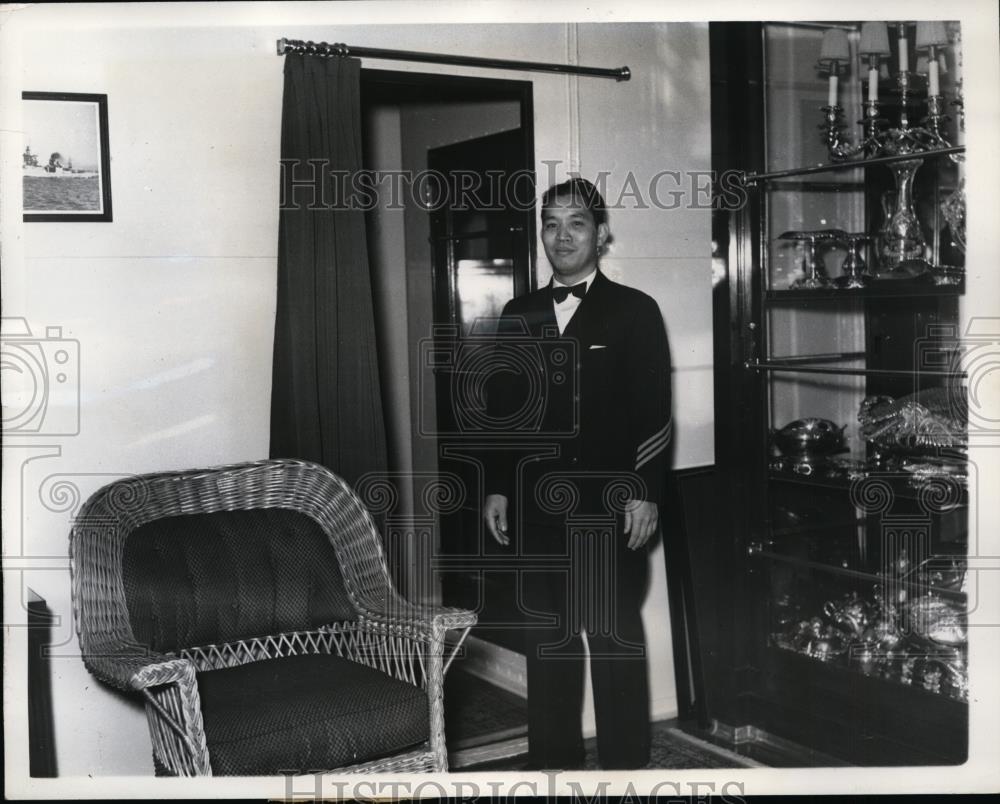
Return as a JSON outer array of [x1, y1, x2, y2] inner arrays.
[[623, 499, 658, 550], [484, 494, 510, 546]]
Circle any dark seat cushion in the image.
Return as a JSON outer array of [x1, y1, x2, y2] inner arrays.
[[197, 652, 429, 774], [122, 508, 358, 653]]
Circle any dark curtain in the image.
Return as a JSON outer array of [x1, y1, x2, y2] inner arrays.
[[270, 54, 387, 488]]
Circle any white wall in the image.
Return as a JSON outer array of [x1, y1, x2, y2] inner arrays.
[[575, 24, 714, 465], [1, 5, 712, 779], [572, 21, 712, 739]]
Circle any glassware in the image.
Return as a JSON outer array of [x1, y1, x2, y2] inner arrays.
[[834, 233, 874, 288], [940, 177, 966, 253], [935, 173, 967, 285], [779, 229, 844, 289]]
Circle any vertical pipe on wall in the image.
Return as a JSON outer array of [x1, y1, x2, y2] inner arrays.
[[567, 23, 581, 176]]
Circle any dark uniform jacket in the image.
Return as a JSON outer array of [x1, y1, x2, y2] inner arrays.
[[484, 270, 671, 526]]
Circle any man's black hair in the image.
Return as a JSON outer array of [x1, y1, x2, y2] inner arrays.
[[541, 177, 608, 227]]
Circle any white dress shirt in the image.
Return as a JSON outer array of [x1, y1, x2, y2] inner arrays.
[[552, 270, 597, 334]]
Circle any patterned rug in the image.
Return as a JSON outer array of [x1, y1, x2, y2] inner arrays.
[[444, 669, 527, 747]]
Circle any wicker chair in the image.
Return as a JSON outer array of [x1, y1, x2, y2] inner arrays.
[[69, 458, 475, 775]]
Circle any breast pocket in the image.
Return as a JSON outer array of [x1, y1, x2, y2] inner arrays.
[[581, 342, 614, 386]]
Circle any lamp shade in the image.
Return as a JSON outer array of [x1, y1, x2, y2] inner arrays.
[[915, 54, 929, 74], [820, 28, 851, 63], [915, 21, 949, 49], [860, 22, 891, 56]]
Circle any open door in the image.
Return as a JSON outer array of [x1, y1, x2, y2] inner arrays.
[[429, 129, 534, 652]]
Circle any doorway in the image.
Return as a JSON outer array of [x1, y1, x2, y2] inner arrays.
[[360, 70, 535, 654], [428, 126, 536, 654]]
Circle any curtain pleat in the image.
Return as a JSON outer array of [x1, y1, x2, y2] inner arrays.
[[270, 55, 387, 488]]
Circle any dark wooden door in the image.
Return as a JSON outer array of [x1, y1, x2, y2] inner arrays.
[[428, 128, 534, 650]]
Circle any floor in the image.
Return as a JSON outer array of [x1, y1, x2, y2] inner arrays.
[[443, 669, 761, 771], [444, 667, 527, 748]]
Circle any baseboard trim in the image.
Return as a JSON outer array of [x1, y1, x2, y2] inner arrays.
[[702, 719, 851, 767], [449, 724, 527, 752], [455, 635, 527, 698], [449, 735, 528, 770], [666, 727, 766, 768]]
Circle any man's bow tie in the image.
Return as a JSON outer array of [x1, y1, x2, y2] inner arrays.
[[552, 282, 587, 304]]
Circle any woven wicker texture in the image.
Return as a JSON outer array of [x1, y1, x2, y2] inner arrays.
[[69, 458, 476, 776], [197, 653, 429, 775]]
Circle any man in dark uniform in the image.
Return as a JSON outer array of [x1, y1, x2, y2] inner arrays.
[[482, 178, 671, 770]]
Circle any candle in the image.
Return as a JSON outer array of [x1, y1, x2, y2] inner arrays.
[[868, 66, 879, 101], [819, 28, 849, 108], [928, 53, 940, 96], [899, 34, 909, 72]]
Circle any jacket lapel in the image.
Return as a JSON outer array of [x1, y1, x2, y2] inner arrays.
[[561, 270, 607, 342], [525, 282, 559, 336]]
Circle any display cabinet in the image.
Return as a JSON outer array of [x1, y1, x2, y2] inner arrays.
[[691, 21, 969, 765]]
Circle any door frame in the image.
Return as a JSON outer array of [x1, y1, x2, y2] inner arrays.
[[360, 68, 538, 292], [359, 68, 537, 610]]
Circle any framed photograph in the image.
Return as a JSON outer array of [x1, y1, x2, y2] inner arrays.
[[22, 92, 112, 222]]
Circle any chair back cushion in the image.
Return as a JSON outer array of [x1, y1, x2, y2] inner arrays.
[[122, 508, 356, 653]]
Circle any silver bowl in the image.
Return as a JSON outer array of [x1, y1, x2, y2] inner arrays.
[[772, 418, 847, 460]]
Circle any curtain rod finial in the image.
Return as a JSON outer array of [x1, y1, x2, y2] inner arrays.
[[616, 66, 631, 82], [277, 38, 288, 56]]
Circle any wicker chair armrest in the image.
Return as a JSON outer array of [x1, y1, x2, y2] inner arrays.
[[359, 601, 476, 676], [359, 602, 476, 637], [83, 643, 196, 692]]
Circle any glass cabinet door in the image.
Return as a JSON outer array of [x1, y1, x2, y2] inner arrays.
[[750, 21, 968, 711]]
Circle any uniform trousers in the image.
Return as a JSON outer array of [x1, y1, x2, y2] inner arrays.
[[520, 518, 650, 769]]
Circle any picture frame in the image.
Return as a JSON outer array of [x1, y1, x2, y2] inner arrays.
[[22, 91, 113, 222]]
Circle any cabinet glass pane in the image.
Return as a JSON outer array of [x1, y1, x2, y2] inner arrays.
[[766, 185, 866, 291], [766, 300, 866, 463], [763, 24, 864, 172], [761, 21, 965, 286], [766, 560, 968, 702], [763, 23, 866, 290], [723, 19, 971, 764], [755, 22, 970, 715]]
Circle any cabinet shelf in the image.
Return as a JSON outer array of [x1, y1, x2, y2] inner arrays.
[[768, 468, 969, 506], [770, 517, 866, 538], [757, 550, 968, 602], [764, 282, 964, 302], [745, 145, 965, 184], [748, 360, 965, 379]]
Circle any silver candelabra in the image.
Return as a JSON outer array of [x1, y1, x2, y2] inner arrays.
[[817, 22, 963, 274]]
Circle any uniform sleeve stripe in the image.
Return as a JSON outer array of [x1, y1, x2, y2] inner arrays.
[[636, 430, 667, 461], [636, 422, 670, 455], [635, 439, 667, 470], [635, 434, 668, 467]]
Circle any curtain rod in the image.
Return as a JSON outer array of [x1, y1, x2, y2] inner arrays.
[[276, 38, 631, 81]]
